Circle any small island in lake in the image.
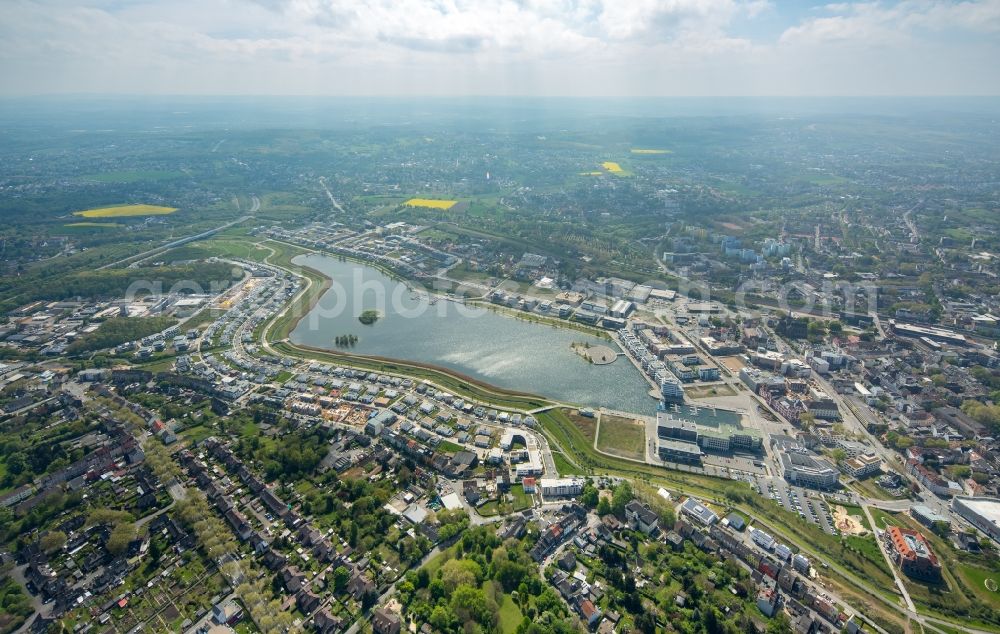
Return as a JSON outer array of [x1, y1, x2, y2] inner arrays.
[[334, 334, 358, 347], [358, 310, 380, 325], [571, 341, 618, 365]]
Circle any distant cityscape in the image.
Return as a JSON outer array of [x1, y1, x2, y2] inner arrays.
[[1, 98, 999, 634]]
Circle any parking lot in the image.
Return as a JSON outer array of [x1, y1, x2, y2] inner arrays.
[[754, 475, 837, 534]]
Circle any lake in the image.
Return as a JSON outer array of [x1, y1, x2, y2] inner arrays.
[[289, 254, 657, 414]]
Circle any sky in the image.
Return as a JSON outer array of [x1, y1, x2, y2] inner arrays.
[[1, 0, 999, 96]]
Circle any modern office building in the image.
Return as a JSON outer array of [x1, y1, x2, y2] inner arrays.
[[911, 505, 951, 530], [657, 413, 698, 443], [656, 411, 761, 455], [772, 435, 839, 490], [658, 439, 703, 464]]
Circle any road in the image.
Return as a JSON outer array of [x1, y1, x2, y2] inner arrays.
[[862, 503, 916, 613], [173, 233, 988, 634], [902, 200, 924, 244], [318, 177, 347, 215], [99, 215, 251, 270], [342, 545, 444, 634]]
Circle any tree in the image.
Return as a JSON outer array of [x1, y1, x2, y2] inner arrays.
[[6, 451, 27, 476], [496, 560, 531, 592], [429, 605, 454, 631], [149, 539, 163, 564], [798, 411, 815, 431], [807, 320, 827, 342], [40, 530, 66, 554], [332, 565, 350, 592], [930, 521, 951, 538], [450, 585, 498, 629], [659, 506, 676, 529], [415, 567, 430, 589], [107, 522, 137, 556], [580, 482, 599, 508], [611, 481, 633, 517], [635, 611, 657, 634], [767, 612, 793, 634], [596, 497, 612, 516], [441, 558, 483, 592]]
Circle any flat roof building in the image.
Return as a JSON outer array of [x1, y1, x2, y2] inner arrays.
[[911, 505, 950, 529], [772, 435, 838, 490], [952, 496, 1000, 544], [657, 413, 698, 443], [658, 439, 703, 464], [889, 320, 967, 346], [656, 410, 761, 455], [842, 453, 881, 479], [681, 497, 718, 526], [539, 477, 584, 498]]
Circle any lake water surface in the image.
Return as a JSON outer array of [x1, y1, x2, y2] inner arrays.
[[290, 254, 657, 414]]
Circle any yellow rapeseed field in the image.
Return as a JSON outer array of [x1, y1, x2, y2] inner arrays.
[[64, 222, 123, 228], [72, 204, 178, 218], [601, 162, 624, 173], [404, 198, 458, 210], [631, 149, 671, 154]]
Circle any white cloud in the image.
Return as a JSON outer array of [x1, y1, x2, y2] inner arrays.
[[781, 0, 1000, 46], [0, 0, 997, 95]]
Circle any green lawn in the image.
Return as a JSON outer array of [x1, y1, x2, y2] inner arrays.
[[845, 535, 886, 571], [552, 451, 579, 477], [596, 413, 646, 460], [178, 424, 214, 444], [509, 484, 534, 511], [437, 441, 465, 454], [495, 585, 523, 633], [960, 563, 1000, 600], [850, 477, 906, 501], [869, 508, 899, 530]]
